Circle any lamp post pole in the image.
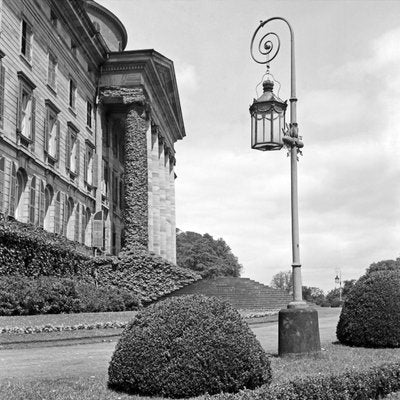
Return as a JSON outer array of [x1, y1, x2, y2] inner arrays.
[[250, 17, 320, 355], [251, 17, 304, 307]]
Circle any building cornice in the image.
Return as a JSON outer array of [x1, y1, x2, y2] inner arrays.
[[99, 50, 186, 145]]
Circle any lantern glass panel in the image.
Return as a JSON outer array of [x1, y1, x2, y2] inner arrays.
[[256, 113, 266, 145]]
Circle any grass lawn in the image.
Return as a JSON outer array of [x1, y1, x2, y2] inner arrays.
[[2, 341, 400, 399]]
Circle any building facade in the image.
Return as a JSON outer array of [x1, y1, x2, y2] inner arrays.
[[0, 0, 185, 263]]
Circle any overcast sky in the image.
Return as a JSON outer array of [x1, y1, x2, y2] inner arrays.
[[97, 0, 400, 293]]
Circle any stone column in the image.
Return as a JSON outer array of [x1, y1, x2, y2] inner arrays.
[[151, 127, 161, 255], [100, 87, 150, 251], [124, 103, 149, 249], [159, 135, 167, 258], [146, 124, 153, 252], [164, 148, 171, 261], [169, 157, 177, 264]]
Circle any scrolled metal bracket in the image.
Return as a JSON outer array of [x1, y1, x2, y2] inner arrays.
[[282, 123, 304, 157]]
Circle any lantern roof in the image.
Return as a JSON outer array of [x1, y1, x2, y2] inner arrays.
[[252, 79, 286, 105]]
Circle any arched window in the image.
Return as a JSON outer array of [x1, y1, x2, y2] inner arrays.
[[54, 191, 61, 234], [28, 176, 36, 224], [111, 222, 116, 255], [83, 207, 91, 246], [66, 197, 74, 240], [74, 203, 80, 242], [38, 181, 45, 227], [44, 184, 53, 231], [15, 168, 27, 221]]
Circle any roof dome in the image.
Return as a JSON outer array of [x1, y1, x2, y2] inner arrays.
[[85, 0, 128, 52]]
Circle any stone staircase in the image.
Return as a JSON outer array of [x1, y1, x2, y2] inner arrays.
[[164, 276, 292, 311]]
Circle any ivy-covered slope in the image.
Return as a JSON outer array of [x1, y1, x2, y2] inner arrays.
[[85, 248, 202, 304], [0, 219, 201, 305]]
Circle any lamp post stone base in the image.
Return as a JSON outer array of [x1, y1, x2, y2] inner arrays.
[[278, 307, 321, 357]]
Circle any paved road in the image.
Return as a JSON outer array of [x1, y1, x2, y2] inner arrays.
[[0, 308, 341, 381]]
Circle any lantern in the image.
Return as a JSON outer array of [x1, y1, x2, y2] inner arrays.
[[249, 79, 287, 151]]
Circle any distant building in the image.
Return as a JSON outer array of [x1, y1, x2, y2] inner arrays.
[[0, 0, 185, 263]]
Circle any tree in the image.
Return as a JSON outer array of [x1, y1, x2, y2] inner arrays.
[[302, 286, 326, 305], [176, 231, 242, 278], [270, 271, 293, 294]]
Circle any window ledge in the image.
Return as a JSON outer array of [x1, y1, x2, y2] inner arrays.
[[68, 106, 77, 117], [19, 54, 32, 69], [46, 84, 57, 96], [17, 130, 33, 145]]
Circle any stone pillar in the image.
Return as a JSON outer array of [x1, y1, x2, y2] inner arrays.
[[164, 148, 172, 261], [159, 135, 167, 258], [146, 124, 153, 252], [124, 103, 149, 249], [169, 157, 177, 264], [151, 127, 161, 254], [100, 87, 150, 251]]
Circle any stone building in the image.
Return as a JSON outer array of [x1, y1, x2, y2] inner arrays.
[[0, 0, 184, 262]]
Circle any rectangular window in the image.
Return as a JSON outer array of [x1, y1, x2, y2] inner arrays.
[[101, 159, 109, 197], [66, 127, 79, 176], [47, 53, 57, 90], [84, 145, 93, 185], [50, 10, 58, 28], [112, 172, 118, 206], [17, 74, 36, 147], [71, 41, 77, 57], [0, 58, 5, 130], [21, 20, 33, 61], [44, 104, 60, 163], [86, 101, 92, 128], [69, 79, 76, 109]]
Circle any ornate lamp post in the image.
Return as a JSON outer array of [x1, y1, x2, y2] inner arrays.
[[335, 273, 342, 302], [250, 17, 320, 356]]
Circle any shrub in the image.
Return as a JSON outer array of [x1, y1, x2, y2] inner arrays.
[[108, 295, 271, 398], [337, 267, 400, 347], [0, 275, 140, 315], [205, 362, 400, 400]]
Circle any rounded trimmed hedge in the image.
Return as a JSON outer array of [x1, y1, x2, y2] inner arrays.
[[337, 267, 400, 348], [108, 295, 271, 398]]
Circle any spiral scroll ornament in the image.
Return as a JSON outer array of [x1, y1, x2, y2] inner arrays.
[[251, 31, 280, 65]]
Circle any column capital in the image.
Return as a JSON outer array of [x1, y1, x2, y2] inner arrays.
[[99, 86, 150, 110]]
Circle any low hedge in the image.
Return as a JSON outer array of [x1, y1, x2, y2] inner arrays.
[[0, 275, 140, 316], [205, 362, 400, 400]]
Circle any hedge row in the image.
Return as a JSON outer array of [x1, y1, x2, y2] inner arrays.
[[0, 275, 140, 315], [0, 219, 91, 277], [205, 362, 400, 400]]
